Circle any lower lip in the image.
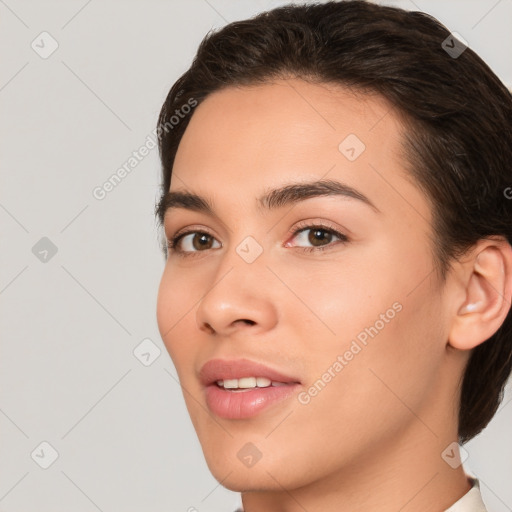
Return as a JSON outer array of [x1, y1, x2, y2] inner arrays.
[[204, 383, 301, 419]]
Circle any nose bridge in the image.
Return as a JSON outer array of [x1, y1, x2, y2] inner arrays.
[[195, 230, 276, 334], [223, 229, 271, 286]]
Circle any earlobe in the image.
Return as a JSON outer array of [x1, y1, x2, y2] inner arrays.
[[448, 240, 512, 351]]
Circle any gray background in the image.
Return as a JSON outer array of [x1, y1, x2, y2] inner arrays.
[[1, 1, 511, 511]]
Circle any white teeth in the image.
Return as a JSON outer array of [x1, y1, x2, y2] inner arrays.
[[216, 377, 286, 389], [256, 377, 272, 387], [238, 377, 257, 388], [223, 379, 239, 389]]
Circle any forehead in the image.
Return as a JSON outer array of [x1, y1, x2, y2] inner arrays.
[[174, 78, 397, 178], [170, 78, 431, 227], [176, 78, 397, 159]]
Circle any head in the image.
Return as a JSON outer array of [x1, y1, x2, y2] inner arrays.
[[155, 0, 512, 492]]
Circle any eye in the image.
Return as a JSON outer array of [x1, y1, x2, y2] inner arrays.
[[285, 222, 349, 253], [167, 230, 221, 257], [166, 221, 349, 258]]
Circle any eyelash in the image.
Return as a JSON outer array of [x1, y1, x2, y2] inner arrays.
[[166, 221, 349, 259]]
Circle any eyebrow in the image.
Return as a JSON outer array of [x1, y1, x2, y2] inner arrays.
[[156, 178, 380, 227]]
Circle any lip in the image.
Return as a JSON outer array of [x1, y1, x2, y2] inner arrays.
[[199, 358, 300, 386], [199, 358, 301, 420]]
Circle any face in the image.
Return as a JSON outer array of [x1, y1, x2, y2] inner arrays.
[[156, 78, 454, 491]]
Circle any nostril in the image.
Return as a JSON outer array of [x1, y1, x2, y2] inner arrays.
[[202, 322, 215, 334], [240, 319, 256, 326]]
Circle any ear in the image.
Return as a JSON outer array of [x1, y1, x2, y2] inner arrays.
[[448, 237, 512, 350]]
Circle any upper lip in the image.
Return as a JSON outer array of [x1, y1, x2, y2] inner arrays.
[[199, 358, 301, 386]]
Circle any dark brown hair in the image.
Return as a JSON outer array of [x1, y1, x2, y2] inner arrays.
[[155, 0, 512, 443]]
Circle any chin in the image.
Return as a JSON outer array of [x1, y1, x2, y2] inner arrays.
[[201, 445, 313, 493], [206, 463, 287, 493]]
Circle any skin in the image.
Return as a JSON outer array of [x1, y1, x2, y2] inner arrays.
[[156, 78, 512, 512]]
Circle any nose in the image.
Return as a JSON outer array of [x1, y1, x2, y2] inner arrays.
[[195, 250, 278, 337]]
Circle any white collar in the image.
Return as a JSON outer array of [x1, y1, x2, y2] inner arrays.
[[233, 476, 488, 512], [444, 476, 488, 512]]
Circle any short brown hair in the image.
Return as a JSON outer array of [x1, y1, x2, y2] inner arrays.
[[155, 0, 512, 443]]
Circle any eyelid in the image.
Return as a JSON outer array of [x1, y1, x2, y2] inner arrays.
[[166, 221, 222, 244], [169, 224, 217, 240], [285, 219, 346, 240]]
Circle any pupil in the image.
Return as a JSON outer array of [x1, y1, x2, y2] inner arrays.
[[309, 229, 331, 247], [193, 233, 212, 250]]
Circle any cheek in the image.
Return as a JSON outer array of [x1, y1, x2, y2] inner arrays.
[[280, 285, 445, 470], [283, 235, 444, 411], [156, 264, 201, 366], [271, 242, 407, 342]]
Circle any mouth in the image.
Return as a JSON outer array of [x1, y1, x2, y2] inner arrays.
[[199, 358, 301, 419], [200, 357, 301, 386], [214, 376, 295, 392]]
